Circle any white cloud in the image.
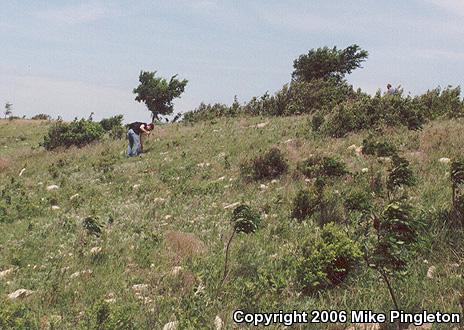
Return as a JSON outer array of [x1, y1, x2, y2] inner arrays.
[[35, 1, 119, 25]]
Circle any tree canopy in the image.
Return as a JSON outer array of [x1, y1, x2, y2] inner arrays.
[[133, 71, 188, 121], [292, 45, 368, 82]]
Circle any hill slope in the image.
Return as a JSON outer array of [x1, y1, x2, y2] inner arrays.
[[0, 117, 463, 329]]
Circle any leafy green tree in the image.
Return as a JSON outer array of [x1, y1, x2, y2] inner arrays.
[[292, 45, 368, 82], [4, 102, 12, 119], [133, 71, 188, 121]]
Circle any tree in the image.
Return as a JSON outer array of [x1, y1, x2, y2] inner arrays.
[[133, 71, 188, 121], [292, 45, 368, 82], [4, 102, 12, 119]]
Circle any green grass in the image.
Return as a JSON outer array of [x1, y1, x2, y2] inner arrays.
[[0, 117, 463, 329]]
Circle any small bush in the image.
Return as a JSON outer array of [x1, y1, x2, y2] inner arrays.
[[83, 216, 103, 237], [299, 223, 362, 292], [42, 119, 104, 150], [291, 189, 318, 221], [241, 148, 288, 181], [109, 125, 125, 140], [298, 155, 348, 179], [362, 136, 397, 157], [387, 155, 415, 191], [344, 189, 372, 213], [31, 113, 51, 120], [311, 113, 325, 132], [99, 115, 124, 131], [0, 301, 36, 329]]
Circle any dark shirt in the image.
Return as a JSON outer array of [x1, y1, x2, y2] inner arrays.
[[128, 122, 146, 135]]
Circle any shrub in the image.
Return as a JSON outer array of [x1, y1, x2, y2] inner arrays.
[[241, 148, 288, 181], [80, 301, 136, 329], [83, 216, 103, 237], [322, 91, 426, 137], [362, 136, 397, 157], [0, 301, 36, 329], [299, 223, 362, 292], [311, 113, 324, 132], [99, 115, 124, 131], [42, 119, 104, 150], [298, 155, 348, 179], [344, 189, 372, 213], [285, 78, 356, 115], [109, 125, 125, 140], [387, 155, 415, 191], [291, 189, 318, 221], [31, 113, 51, 120], [415, 86, 464, 119]]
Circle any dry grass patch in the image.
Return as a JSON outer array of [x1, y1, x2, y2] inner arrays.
[[164, 231, 207, 264], [0, 157, 10, 171]]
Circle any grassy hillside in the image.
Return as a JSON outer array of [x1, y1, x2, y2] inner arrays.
[[0, 117, 463, 329]]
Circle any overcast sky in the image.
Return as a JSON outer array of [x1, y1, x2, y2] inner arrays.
[[1, 0, 463, 122]]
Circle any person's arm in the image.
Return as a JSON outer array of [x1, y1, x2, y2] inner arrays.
[[139, 124, 150, 153], [139, 124, 151, 135]]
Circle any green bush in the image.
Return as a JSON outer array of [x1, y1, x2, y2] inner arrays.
[[415, 86, 464, 119], [0, 301, 36, 329], [42, 119, 104, 150], [291, 189, 318, 221], [371, 199, 418, 271], [31, 113, 51, 120], [387, 155, 415, 191], [344, 189, 372, 213], [80, 301, 136, 330], [241, 148, 288, 181], [100, 115, 124, 131], [298, 155, 348, 179], [285, 78, 356, 115], [322, 91, 426, 137], [362, 135, 397, 157], [299, 223, 362, 292]]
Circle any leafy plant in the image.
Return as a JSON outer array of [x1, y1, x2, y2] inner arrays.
[[42, 119, 104, 150], [222, 205, 261, 287], [450, 159, 464, 221], [241, 148, 288, 181], [99, 115, 124, 131], [298, 155, 348, 179], [83, 216, 103, 237], [387, 155, 415, 192], [291, 189, 318, 221], [299, 223, 362, 293], [362, 136, 397, 157]]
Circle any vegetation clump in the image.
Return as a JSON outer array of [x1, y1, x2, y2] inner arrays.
[[362, 136, 398, 157], [291, 189, 318, 221], [241, 148, 288, 181], [299, 223, 362, 293], [42, 119, 104, 150], [298, 155, 348, 179]]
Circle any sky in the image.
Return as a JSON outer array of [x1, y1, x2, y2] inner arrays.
[[1, 0, 463, 123]]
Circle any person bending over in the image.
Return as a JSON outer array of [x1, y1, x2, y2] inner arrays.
[[127, 121, 154, 157]]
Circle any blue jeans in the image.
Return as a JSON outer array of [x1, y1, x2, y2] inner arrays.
[[127, 129, 141, 157]]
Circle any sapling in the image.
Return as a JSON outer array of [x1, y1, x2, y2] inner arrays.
[[352, 151, 418, 330], [450, 159, 464, 221], [221, 205, 261, 286]]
